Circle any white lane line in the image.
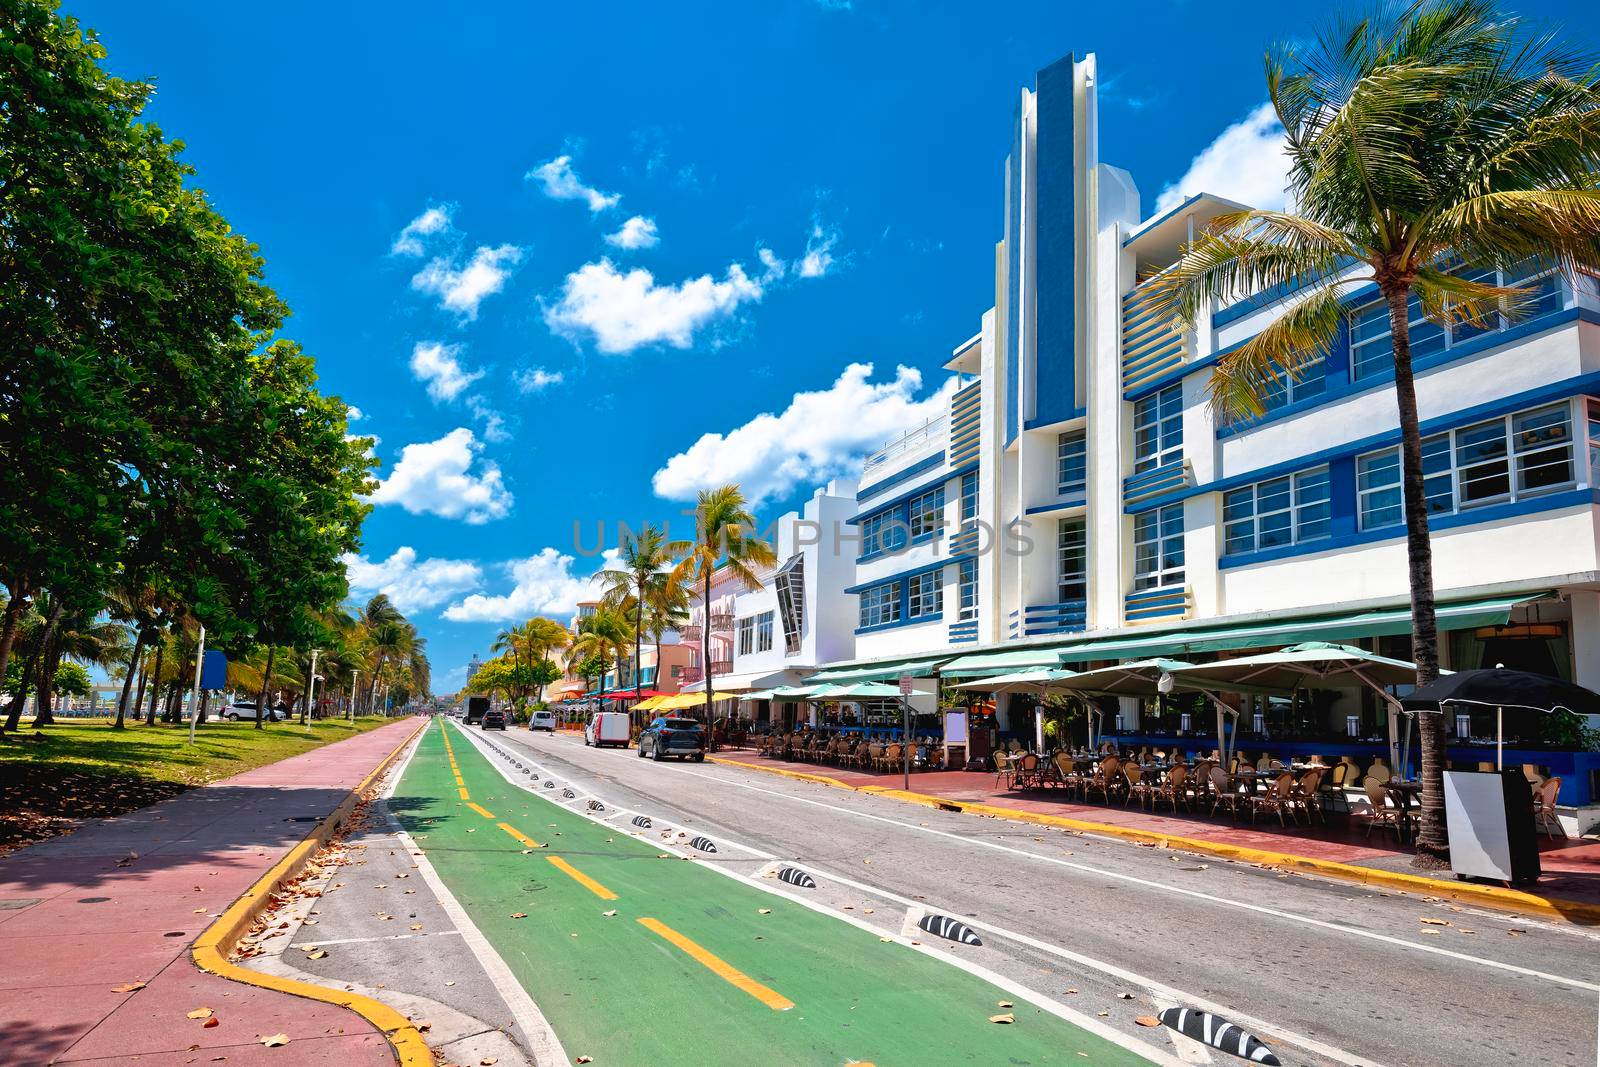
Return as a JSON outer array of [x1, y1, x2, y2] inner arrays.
[[291, 930, 463, 949], [668, 762, 1600, 994], [391, 725, 569, 1066], [457, 725, 1183, 1067]]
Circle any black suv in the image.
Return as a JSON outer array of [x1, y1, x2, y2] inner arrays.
[[481, 708, 507, 730]]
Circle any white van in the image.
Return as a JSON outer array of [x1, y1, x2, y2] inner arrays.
[[529, 709, 557, 732], [584, 710, 631, 749]]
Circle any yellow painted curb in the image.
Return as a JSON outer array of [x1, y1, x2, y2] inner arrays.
[[190, 717, 433, 1067], [713, 754, 1600, 925]]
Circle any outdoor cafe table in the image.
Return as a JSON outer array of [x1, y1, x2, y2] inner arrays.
[[1383, 779, 1423, 843]]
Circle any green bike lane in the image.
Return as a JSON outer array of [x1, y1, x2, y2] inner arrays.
[[394, 721, 1156, 1066]]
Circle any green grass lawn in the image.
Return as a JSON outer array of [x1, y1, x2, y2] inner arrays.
[[0, 716, 396, 853]]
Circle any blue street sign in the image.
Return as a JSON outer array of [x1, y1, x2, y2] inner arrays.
[[200, 649, 228, 690]]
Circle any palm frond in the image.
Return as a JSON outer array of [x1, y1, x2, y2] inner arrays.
[[1428, 189, 1600, 275], [1142, 229, 1351, 324], [1208, 283, 1348, 423]]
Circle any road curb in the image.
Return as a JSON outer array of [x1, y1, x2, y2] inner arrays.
[[189, 717, 433, 1067], [709, 754, 1600, 925]]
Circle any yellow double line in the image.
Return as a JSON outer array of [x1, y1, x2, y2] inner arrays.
[[442, 722, 792, 1012]]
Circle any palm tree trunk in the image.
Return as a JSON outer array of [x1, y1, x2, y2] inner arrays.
[[144, 640, 164, 725], [1386, 285, 1448, 870], [702, 572, 714, 751], [0, 578, 31, 690], [33, 634, 63, 727], [255, 646, 277, 730], [112, 626, 144, 731], [365, 658, 384, 714], [3, 602, 58, 731], [635, 591, 645, 700], [130, 643, 149, 729]]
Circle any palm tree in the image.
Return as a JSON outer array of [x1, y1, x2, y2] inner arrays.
[[524, 616, 571, 703], [669, 485, 776, 747], [598, 525, 677, 700], [1147, 0, 1600, 868], [642, 585, 691, 697], [571, 607, 635, 695]]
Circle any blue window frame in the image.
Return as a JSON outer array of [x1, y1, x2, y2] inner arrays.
[[860, 510, 907, 557], [909, 487, 944, 540], [1257, 357, 1329, 413], [960, 471, 979, 522], [1222, 467, 1331, 555], [1057, 519, 1086, 601], [1133, 385, 1182, 473], [859, 582, 901, 628], [1057, 430, 1087, 496]]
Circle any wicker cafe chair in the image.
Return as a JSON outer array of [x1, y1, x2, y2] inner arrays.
[[1053, 752, 1082, 796], [1533, 777, 1565, 838], [880, 743, 903, 773], [1362, 779, 1401, 840], [1014, 752, 1043, 790], [1249, 772, 1299, 826], [1208, 766, 1247, 820], [1151, 765, 1189, 813], [1293, 767, 1326, 824], [1082, 757, 1119, 804], [1122, 765, 1147, 808]]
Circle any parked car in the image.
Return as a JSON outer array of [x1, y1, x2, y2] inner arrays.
[[221, 702, 286, 722], [638, 717, 706, 762], [584, 711, 631, 748], [481, 708, 507, 730], [529, 710, 557, 732]]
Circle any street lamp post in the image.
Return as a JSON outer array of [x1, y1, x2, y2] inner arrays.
[[187, 625, 206, 745], [350, 669, 359, 721], [303, 648, 320, 727]]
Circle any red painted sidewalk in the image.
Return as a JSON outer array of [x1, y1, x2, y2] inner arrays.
[[716, 749, 1600, 909], [0, 718, 420, 1066]]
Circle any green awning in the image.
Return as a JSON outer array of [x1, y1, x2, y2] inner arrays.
[[807, 657, 950, 684], [941, 648, 1063, 679], [1053, 593, 1546, 664]]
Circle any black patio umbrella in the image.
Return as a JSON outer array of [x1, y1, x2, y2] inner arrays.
[[1403, 669, 1600, 769]]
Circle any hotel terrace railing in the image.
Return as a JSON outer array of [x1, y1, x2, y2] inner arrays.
[[1125, 585, 1192, 625], [1121, 279, 1190, 391], [948, 618, 979, 644], [860, 413, 948, 481]]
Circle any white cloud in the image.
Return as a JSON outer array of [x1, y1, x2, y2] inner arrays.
[[604, 215, 659, 250], [466, 395, 509, 443], [369, 428, 513, 524], [527, 155, 620, 213], [346, 405, 365, 422], [342, 547, 483, 614], [798, 219, 840, 278], [513, 366, 564, 394], [390, 204, 453, 256], [652, 362, 958, 505], [443, 547, 620, 623], [409, 341, 484, 402], [544, 258, 763, 354], [1155, 102, 1290, 214], [411, 244, 522, 319], [757, 247, 787, 282]]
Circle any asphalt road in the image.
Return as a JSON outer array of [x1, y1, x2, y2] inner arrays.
[[480, 725, 1600, 1067]]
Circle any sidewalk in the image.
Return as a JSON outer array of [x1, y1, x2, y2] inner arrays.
[[0, 717, 422, 1066], [712, 748, 1600, 921]]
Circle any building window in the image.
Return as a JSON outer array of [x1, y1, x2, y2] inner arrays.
[[737, 616, 755, 656], [909, 488, 945, 540], [960, 471, 979, 522], [1057, 430, 1087, 496], [773, 554, 805, 655], [755, 611, 773, 653], [1133, 384, 1183, 473], [1133, 503, 1184, 590], [860, 510, 907, 557], [1258, 357, 1329, 412], [1357, 401, 1575, 530], [908, 571, 943, 619], [1057, 519, 1087, 601], [1350, 260, 1566, 381], [1222, 466, 1332, 555], [859, 582, 901, 628], [957, 559, 978, 621]]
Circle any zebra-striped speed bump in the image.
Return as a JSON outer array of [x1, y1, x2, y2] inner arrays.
[[1158, 1008, 1279, 1065], [689, 836, 718, 853], [542, 781, 554, 789], [632, 816, 652, 828], [917, 913, 982, 945], [587, 800, 605, 811], [776, 866, 816, 889], [561, 788, 576, 798]]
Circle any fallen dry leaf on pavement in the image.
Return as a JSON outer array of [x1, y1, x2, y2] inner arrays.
[[1420, 917, 1451, 926], [112, 981, 147, 993], [479, 1058, 497, 1065], [260, 1033, 289, 1047], [1065, 988, 1079, 995], [203, 1017, 220, 1029], [989, 1013, 1015, 1024], [1116, 992, 1135, 999], [758, 908, 771, 915], [1135, 1016, 1161, 1027], [576, 1058, 593, 1064], [1096, 1010, 1110, 1017], [602, 910, 617, 917], [187, 1007, 214, 1020], [879, 936, 893, 943], [306, 949, 328, 960], [409, 923, 424, 931], [997, 1000, 1013, 1008]]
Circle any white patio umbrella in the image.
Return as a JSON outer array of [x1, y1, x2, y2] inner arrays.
[[1044, 658, 1261, 763], [955, 669, 1080, 750], [1168, 642, 1432, 774]]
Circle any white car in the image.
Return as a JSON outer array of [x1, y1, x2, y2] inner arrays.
[[529, 710, 557, 732], [222, 702, 287, 722]]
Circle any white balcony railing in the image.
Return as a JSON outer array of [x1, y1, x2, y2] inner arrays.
[[860, 414, 948, 481]]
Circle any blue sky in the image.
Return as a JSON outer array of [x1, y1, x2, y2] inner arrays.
[[76, 0, 1596, 692]]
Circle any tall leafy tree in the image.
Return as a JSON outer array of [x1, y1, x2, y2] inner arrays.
[[571, 608, 635, 694], [669, 486, 776, 743], [1148, 0, 1600, 867]]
